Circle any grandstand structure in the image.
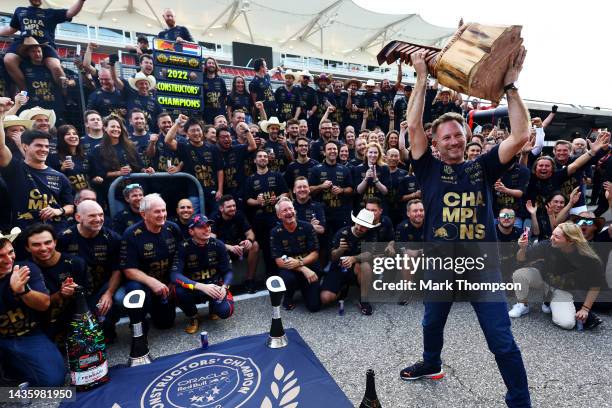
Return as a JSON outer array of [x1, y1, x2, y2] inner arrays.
[[2, 0, 612, 140]]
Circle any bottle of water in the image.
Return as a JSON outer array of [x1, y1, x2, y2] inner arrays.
[[576, 320, 584, 331], [338, 300, 345, 316], [340, 257, 348, 273]]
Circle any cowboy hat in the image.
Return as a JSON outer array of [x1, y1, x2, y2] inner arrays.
[[3, 115, 33, 130], [19, 107, 56, 128], [365, 79, 376, 87], [570, 213, 606, 231], [259, 117, 286, 133], [351, 209, 380, 229], [314, 73, 333, 85], [17, 36, 49, 57], [283, 69, 297, 80], [0, 227, 21, 243], [128, 72, 157, 92], [298, 70, 313, 81], [344, 78, 363, 90]]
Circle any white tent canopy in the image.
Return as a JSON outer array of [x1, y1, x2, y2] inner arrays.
[[4, 0, 455, 66]]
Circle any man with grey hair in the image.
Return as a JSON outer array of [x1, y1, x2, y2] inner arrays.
[[270, 197, 321, 312], [58, 200, 122, 342], [120, 194, 182, 329], [158, 8, 193, 43]]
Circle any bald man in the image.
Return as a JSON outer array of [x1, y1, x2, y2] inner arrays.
[[158, 8, 193, 43], [57, 200, 123, 342]]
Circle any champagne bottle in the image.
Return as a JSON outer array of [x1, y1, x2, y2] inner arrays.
[[66, 287, 110, 391], [359, 369, 381, 408]]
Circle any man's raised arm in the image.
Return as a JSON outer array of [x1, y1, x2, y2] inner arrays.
[[498, 47, 530, 164], [406, 52, 429, 160]]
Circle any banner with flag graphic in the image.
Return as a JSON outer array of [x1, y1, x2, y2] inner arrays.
[[60, 329, 352, 408]]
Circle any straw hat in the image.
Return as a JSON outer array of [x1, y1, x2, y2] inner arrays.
[[344, 78, 363, 90], [259, 117, 286, 133], [0, 227, 21, 243], [298, 70, 313, 81], [2, 115, 33, 130], [351, 209, 380, 229], [19, 107, 56, 128], [128, 72, 157, 92], [17, 36, 48, 57], [283, 69, 297, 80]]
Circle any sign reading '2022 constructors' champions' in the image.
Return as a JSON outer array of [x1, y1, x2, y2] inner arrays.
[[153, 39, 204, 112]]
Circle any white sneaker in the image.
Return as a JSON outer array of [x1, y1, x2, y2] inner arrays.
[[508, 303, 530, 318], [541, 303, 552, 314]]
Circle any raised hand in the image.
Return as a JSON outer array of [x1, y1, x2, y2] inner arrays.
[[503, 46, 526, 86]]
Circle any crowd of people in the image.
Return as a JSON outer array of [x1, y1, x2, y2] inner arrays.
[[0, 1, 610, 398]]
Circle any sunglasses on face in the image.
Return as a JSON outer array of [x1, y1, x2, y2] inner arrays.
[[576, 219, 594, 226], [499, 213, 515, 219]]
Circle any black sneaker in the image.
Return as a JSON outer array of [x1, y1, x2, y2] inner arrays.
[[584, 312, 603, 330], [244, 279, 257, 294], [357, 301, 373, 315], [400, 361, 444, 381]]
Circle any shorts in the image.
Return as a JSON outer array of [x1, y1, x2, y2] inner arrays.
[[320, 264, 357, 294]]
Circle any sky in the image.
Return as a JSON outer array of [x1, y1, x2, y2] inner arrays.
[[354, 0, 612, 109]]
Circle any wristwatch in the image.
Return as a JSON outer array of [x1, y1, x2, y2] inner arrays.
[[503, 83, 518, 92], [59, 207, 66, 215], [15, 284, 31, 297]]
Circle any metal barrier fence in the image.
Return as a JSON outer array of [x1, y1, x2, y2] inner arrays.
[[107, 172, 204, 218]]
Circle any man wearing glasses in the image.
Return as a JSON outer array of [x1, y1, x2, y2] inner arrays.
[[112, 183, 144, 235], [496, 208, 524, 281]]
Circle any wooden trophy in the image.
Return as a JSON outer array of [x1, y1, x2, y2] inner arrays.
[[377, 22, 523, 102]]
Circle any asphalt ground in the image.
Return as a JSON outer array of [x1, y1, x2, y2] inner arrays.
[[13, 288, 612, 408]]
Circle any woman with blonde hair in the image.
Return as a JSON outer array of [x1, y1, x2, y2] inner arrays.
[[509, 222, 605, 330], [353, 142, 389, 209]]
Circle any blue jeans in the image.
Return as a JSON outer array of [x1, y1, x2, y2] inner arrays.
[[422, 301, 531, 408], [175, 285, 234, 318], [0, 331, 66, 386]]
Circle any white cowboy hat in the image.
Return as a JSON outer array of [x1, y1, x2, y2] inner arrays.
[[259, 117, 286, 133], [283, 69, 297, 80], [3, 115, 33, 130], [128, 72, 157, 92], [351, 209, 380, 229], [0, 227, 21, 242], [298, 70, 313, 81], [365, 79, 376, 87], [19, 107, 56, 128]]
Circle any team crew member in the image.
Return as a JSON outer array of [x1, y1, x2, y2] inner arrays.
[[511, 223, 606, 330], [364, 197, 394, 244], [202, 57, 227, 125], [47, 124, 89, 193], [158, 8, 194, 43], [245, 149, 289, 275], [284, 137, 319, 190], [249, 58, 277, 120], [259, 117, 293, 173], [58, 201, 122, 342], [398, 49, 531, 408], [0, 228, 65, 386], [112, 183, 144, 235], [320, 209, 378, 315], [293, 177, 326, 236], [0, 122, 74, 231], [86, 69, 126, 119], [81, 110, 104, 156], [23, 223, 88, 340], [128, 109, 153, 167], [120, 194, 182, 329], [1, 0, 84, 92], [274, 70, 301, 122], [386, 148, 409, 224], [171, 198, 195, 239], [308, 141, 354, 235], [354, 142, 390, 210], [270, 198, 321, 312], [212, 195, 259, 294], [171, 214, 234, 334], [495, 208, 523, 280], [218, 123, 257, 200], [165, 115, 223, 215]]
